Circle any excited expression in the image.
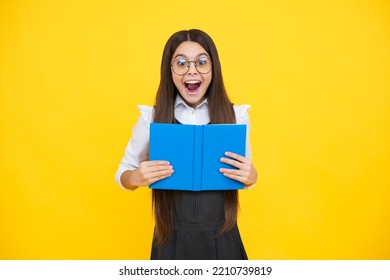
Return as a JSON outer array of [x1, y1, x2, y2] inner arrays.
[[171, 41, 212, 108]]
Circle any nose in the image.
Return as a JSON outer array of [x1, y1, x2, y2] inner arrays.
[[187, 61, 198, 75]]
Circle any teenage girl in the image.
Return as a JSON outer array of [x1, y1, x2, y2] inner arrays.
[[115, 29, 258, 260]]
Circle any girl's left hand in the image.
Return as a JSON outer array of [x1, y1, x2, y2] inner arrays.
[[219, 151, 258, 187]]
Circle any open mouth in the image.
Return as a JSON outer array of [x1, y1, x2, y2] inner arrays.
[[184, 80, 202, 95]]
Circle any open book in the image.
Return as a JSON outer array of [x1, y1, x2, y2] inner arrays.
[[149, 123, 246, 191]]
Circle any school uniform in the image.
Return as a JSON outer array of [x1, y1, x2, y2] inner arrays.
[[115, 95, 253, 260]]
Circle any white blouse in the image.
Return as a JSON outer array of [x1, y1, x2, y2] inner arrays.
[[115, 95, 252, 189]]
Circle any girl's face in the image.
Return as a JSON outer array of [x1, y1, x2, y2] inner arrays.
[[171, 41, 212, 108]]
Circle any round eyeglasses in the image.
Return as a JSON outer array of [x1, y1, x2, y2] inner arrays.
[[171, 57, 212, 75]]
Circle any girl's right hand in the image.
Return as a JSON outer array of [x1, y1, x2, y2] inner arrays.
[[132, 160, 174, 187]]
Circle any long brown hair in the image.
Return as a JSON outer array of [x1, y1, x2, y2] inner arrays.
[[152, 29, 238, 247]]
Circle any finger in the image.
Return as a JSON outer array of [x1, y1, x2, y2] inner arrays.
[[220, 168, 250, 181], [221, 172, 246, 183], [139, 162, 172, 175], [219, 168, 243, 176], [143, 160, 170, 167], [220, 157, 244, 169], [224, 152, 248, 163], [148, 164, 173, 173], [150, 168, 174, 178], [148, 170, 174, 184], [140, 169, 173, 185]]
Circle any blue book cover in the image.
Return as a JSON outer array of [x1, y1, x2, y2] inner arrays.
[[149, 123, 246, 191]]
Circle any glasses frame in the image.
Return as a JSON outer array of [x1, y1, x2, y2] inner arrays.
[[171, 57, 212, 76]]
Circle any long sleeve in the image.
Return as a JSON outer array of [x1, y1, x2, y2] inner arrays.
[[115, 106, 153, 189], [233, 104, 252, 159]]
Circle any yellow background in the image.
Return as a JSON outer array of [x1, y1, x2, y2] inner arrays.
[[1, 0, 389, 259]]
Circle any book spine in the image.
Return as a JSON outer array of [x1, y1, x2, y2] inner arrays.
[[192, 125, 203, 191]]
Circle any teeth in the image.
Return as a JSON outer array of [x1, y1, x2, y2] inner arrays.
[[185, 80, 201, 84]]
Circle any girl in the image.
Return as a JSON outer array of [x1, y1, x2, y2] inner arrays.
[[115, 29, 257, 260]]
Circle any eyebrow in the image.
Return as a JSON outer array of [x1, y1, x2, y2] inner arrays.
[[173, 52, 209, 59]]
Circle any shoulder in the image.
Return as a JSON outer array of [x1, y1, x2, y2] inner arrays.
[[137, 105, 154, 124], [233, 104, 251, 124]]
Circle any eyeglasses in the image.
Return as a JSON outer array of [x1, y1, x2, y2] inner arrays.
[[171, 57, 212, 75]]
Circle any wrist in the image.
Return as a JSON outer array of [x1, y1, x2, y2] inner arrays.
[[121, 170, 139, 191]]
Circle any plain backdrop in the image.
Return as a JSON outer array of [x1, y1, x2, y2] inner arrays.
[[0, 0, 389, 259]]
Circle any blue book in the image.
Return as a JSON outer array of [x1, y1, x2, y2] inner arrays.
[[149, 123, 246, 191]]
